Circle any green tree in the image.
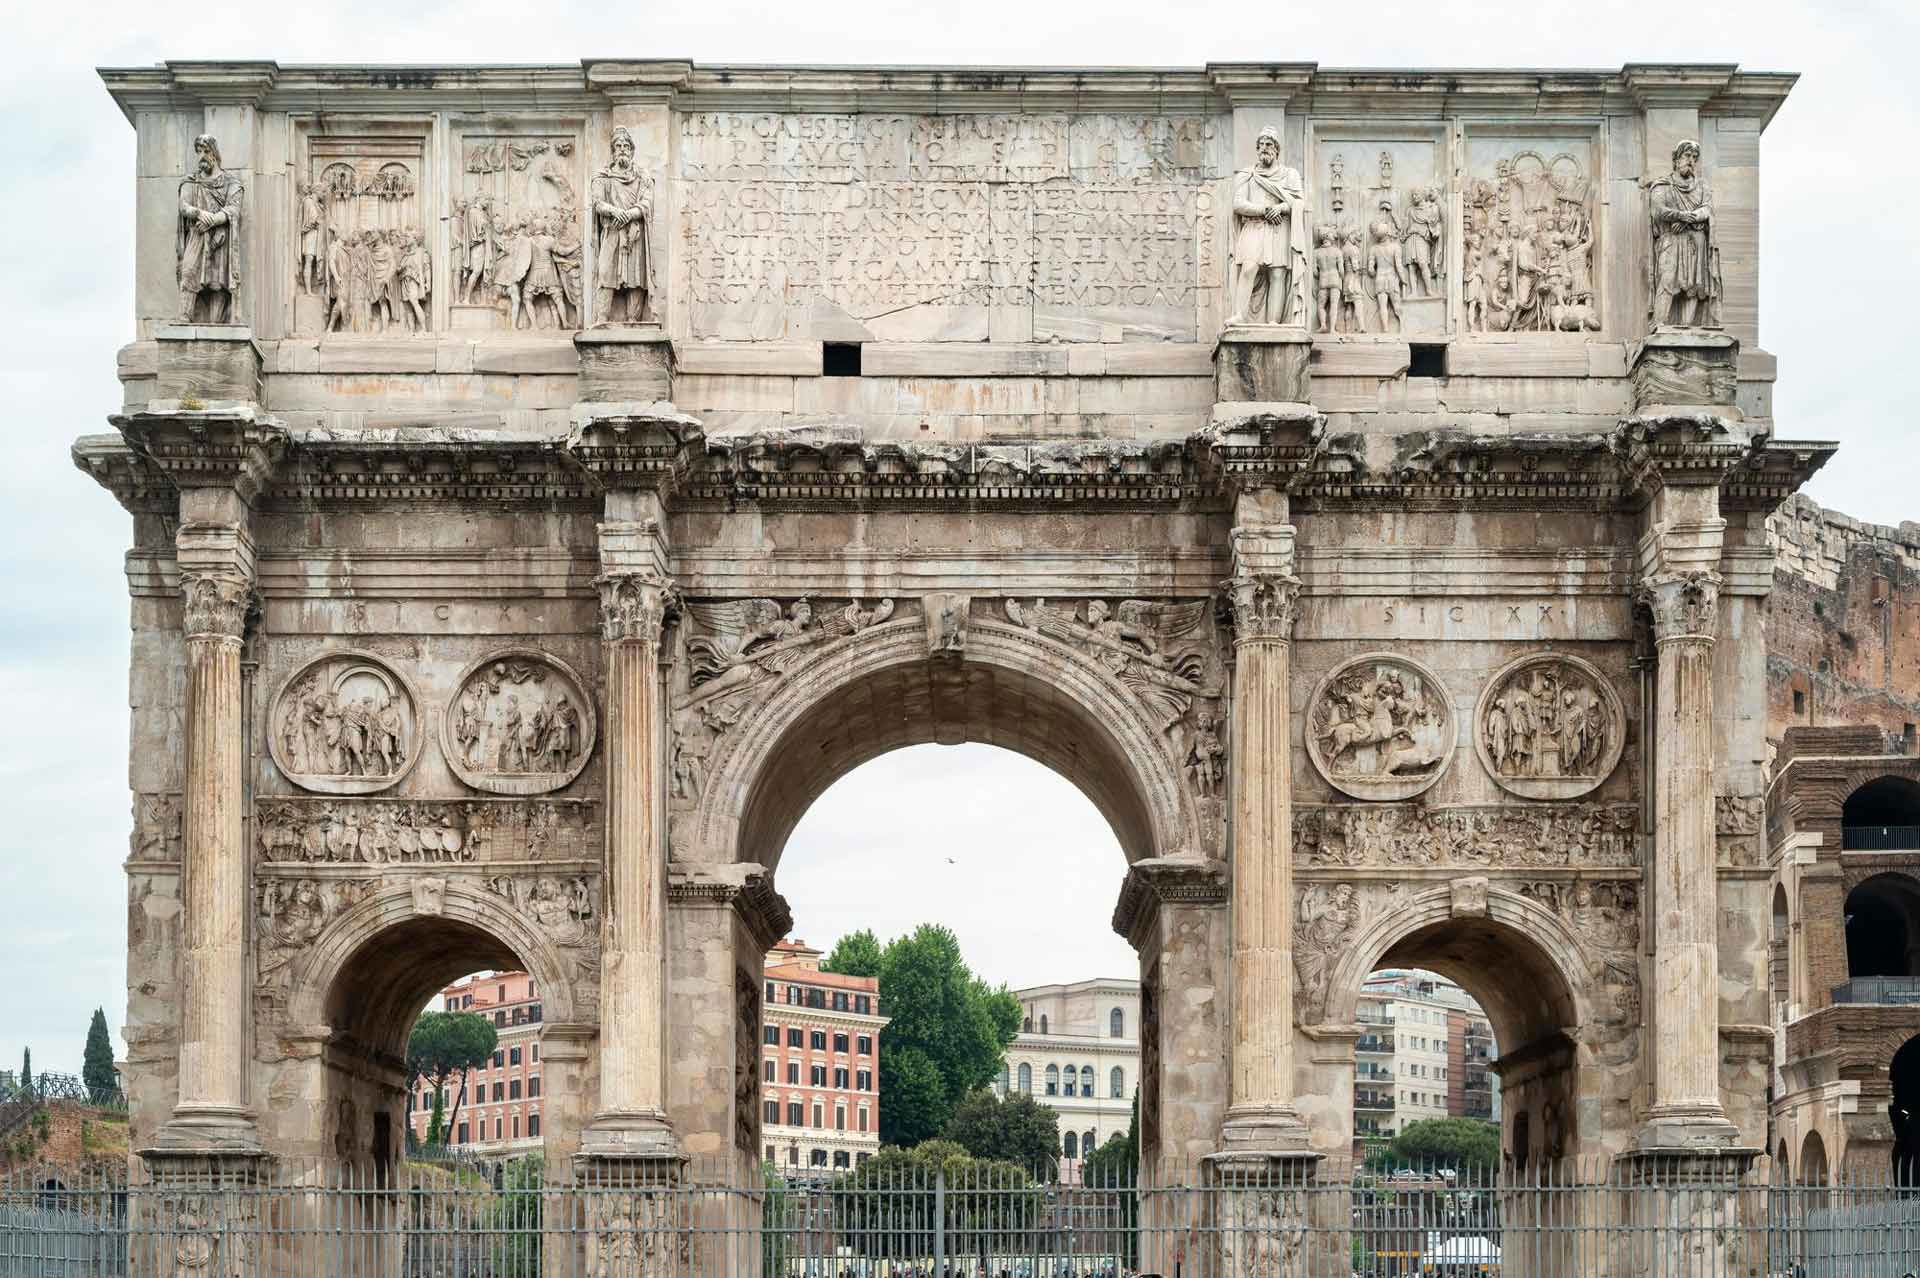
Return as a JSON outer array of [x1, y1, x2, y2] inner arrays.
[[870, 925, 1020, 1143], [760, 1161, 792, 1278], [425, 1087, 447, 1147], [1384, 1117, 1501, 1171], [942, 1088, 1060, 1173], [19, 1047, 30, 1095], [488, 1155, 543, 1277], [1081, 1092, 1139, 1266], [406, 1011, 498, 1146], [832, 1139, 1042, 1271], [820, 929, 884, 978], [83, 1009, 117, 1104]]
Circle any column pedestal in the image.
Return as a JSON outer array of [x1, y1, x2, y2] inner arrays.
[[1214, 325, 1311, 404], [575, 327, 674, 403], [1205, 1150, 1325, 1278]]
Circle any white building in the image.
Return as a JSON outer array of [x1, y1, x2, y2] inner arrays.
[[1354, 970, 1500, 1155], [994, 978, 1138, 1175]]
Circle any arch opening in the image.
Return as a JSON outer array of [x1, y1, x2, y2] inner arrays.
[[1844, 873, 1920, 983], [1800, 1129, 1829, 1186], [1353, 968, 1501, 1168], [1891, 1034, 1920, 1185], [1842, 776, 1920, 849]]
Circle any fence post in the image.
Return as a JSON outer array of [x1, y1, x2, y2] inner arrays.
[[934, 1162, 947, 1278]]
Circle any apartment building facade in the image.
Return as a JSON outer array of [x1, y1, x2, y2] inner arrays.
[[409, 971, 545, 1156], [1354, 971, 1499, 1156], [760, 940, 886, 1172]]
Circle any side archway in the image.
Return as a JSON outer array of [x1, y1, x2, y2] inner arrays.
[[686, 617, 1204, 866]]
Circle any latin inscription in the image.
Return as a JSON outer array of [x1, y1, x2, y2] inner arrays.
[[678, 112, 1226, 340], [1298, 597, 1630, 642]]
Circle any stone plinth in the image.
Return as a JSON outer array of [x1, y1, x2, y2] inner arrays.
[[1630, 329, 1739, 414], [153, 325, 263, 406], [1215, 326, 1311, 403], [576, 327, 675, 403]]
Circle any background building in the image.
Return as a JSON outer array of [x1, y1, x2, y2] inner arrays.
[[761, 939, 886, 1172], [1354, 971, 1499, 1158], [995, 979, 1139, 1176], [408, 971, 545, 1156]]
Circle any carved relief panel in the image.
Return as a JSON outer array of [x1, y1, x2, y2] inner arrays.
[[451, 126, 586, 332], [1304, 654, 1456, 801], [292, 128, 432, 337], [268, 651, 422, 795], [1462, 130, 1603, 335], [1308, 127, 1448, 337], [441, 650, 596, 796], [1474, 653, 1625, 800], [256, 797, 598, 864]]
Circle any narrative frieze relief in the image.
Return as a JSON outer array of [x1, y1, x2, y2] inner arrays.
[[1463, 136, 1600, 334], [1304, 653, 1454, 801], [131, 792, 184, 863], [1312, 139, 1446, 336], [1517, 879, 1641, 952], [485, 873, 603, 994], [268, 651, 421, 795], [1295, 597, 1630, 642], [452, 131, 585, 332], [1293, 801, 1638, 868], [1475, 654, 1625, 800], [443, 650, 596, 796], [255, 797, 598, 865]]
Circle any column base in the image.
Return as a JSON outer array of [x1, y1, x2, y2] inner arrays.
[[1218, 1104, 1313, 1156], [1633, 1104, 1751, 1158], [145, 1105, 264, 1156], [577, 1109, 682, 1161]]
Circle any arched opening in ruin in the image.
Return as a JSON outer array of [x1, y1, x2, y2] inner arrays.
[[1772, 883, 1792, 1010], [1890, 1033, 1920, 1185], [1325, 895, 1598, 1170], [280, 883, 585, 1180], [1843, 873, 1920, 984], [693, 627, 1191, 1182], [1799, 1129, 1829, 1186], [1841, 776, 1920, 849]]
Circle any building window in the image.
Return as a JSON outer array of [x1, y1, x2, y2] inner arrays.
[[834, 1068, 849, 1088], [766, 981, 775, 1003], [1081, 1065, 1094, 1095], [1084, 1129, 1096, 1157], [1018, 1063, 1032, 1093], [457, 1123, 469, 1144], [765, 1100, 779, 1125], [788, 1063, 800, 1085], [1040, 1014, 1049, 1034], [812, 1105, 823, 1128], [509, 1047, 521, 1066], [1045, 1065, 1059, 1096], [834, 1033, 849, 1053], [855, 996, 871, 1014], [493, 1051, 504, 1068], [810, 1030, 827, 1051], [788, 1102, 804, 1126], [833, 992, 849, 1011], [859, 1107, 869, 1132], [787, 986, 800, 1005], [857, 1035, 872, 1055], [1000, 1063, 1010, 1093], [834, 1150, 850, 1168], [1110, 1067, 1124, 1099], [765, 1026, 779, 1046], [492, 1083, 504, 1102], [811, 1149, 828, 1167], [857, 1070, 871, 1091], [528, 1078, 539, 1098], [528, 1114, 539, 1137], [494, 1118, 502, 1140], [512, 1116, 520, 1139], [531, 1045, 537, 1062], [810, 1065, 827, 1086], [1110, 1008, 1124, 1038], [766, 1144, 775, 1163], [835, 1108, 846, 1131], [1063, 1068, 1076, 1098], [509, 1080, 521, 1100], [764, 1060, 775, 1083], [788, 1028, 804, 1048], [494, 1011, 505, 1027], [1064, 1132, 1078, 1159]]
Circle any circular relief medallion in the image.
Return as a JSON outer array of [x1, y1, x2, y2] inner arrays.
[[1305, 653, 1457, 801], [269, 651, 422, 795], [1474, 652, 1625, 800], [441, 649, 597, 796]]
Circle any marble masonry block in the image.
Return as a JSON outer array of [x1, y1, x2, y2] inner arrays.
[[153, 326, 264, 405], [575, 328, 676, 402], [1631, 329, 1740, 413], [1214, 326, 1312, 403]]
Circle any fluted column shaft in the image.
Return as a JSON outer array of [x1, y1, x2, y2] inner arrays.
[[1220, 522, 1308, 1150], [1646, 571, 1726, 1116]]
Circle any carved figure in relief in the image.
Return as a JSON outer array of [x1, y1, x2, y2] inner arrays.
[[593, 127, 655, 325], [493, 212, 532, 330], [464, 662, 586, 777], [276, 659, 414, 789], [461, 195, 495, 303], [1466, 151, 1595, 334], [1477, 657, 1621, 799], [1368, 214, 1405, 333], [296, 181, 325, 295], [1339, 228, 1370, 333], [177, 135, 242, 323], [1464, 235, 1489, 332], [1187, 713, 1225, 800], [1317, 666, 1443, 779], [684, 598, 895, 696], [1313, 226, 1342, 332], [1294, 883, 1401, 1021], [1645, 140, 1724, 329], [396, 230, 431, 332], [1227, 128, 1308, 327], [1401, 185, 1444, 298]]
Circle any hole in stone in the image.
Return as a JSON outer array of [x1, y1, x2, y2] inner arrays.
[[823, 342, 863, 377], [1407, 344, 1448, 378], [1794, 690, 1807, 715]]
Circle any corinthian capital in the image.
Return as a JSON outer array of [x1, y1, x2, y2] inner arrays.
[[180, 570, 252, 640], [598, 572, 678, 645], [1225, 571, 1301, 644], [1640, 570, 1720, 642]]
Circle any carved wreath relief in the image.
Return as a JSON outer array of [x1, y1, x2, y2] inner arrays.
[[270, 652, 420, 794], [1475, 654, 1624, 800], [443, 651, 596, 796], [1305, 654, 1454, 801]]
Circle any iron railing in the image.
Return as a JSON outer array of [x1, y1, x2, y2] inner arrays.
[[1840, 823, 1920, 850], [5, 1157, 1920, 1276], [1830, 975, 1920, 1004]]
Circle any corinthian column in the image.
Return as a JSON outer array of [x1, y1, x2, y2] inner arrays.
[[1219, 522, 1309, 1152], [158, 512, 261, 1153], [582, 511, 680, 1160], [1640, 568, 1739, 1148]]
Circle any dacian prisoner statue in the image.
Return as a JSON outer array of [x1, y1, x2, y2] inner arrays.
[[177, 134, 242, 323], [1227, 126, 1308, 327], [592, 125, 655, 325], [1646, 138, 1724, 329]]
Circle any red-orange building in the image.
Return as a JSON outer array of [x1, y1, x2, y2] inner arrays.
[[760, 939, 887, 1171], [408, 971, 545, 1155]]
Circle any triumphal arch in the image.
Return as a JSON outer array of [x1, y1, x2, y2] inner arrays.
[[82, 58, 1829, 1210]]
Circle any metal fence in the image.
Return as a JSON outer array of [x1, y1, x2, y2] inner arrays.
[[3, 1157, 1920, 1277]]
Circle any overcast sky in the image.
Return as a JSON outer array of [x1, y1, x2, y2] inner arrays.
[[2, 0, 1915, 1076]]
